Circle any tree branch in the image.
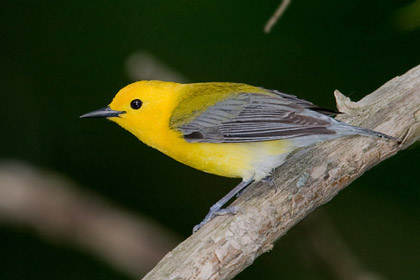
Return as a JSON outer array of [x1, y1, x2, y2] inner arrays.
[[264, 0, 291, 33], [142, 65, 420, 280]]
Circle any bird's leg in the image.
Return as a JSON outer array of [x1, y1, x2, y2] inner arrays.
[[235, 175, 277, 198], [193, 179, 254, 232], [235, 180, 254, 197]]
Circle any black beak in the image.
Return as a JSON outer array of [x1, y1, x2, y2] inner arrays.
[[80, 106, 126, 118]]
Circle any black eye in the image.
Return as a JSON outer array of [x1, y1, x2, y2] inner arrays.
[[130, 99, 142, 110]]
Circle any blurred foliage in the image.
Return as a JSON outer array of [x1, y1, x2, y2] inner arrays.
[[394, 0, 420, 31], [1, 0, 419, 279]]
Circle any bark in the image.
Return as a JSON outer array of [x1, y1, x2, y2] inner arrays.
[[143, 65, 420, 280]]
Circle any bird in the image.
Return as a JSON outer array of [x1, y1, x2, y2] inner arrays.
[[80, 81, 394, 232]]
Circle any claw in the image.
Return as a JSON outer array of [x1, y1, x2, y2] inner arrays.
[[262, 176, 277, 188], [192, 179, 254, 233], [193, 206, 239, 233]]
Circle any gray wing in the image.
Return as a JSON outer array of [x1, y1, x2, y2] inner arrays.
[[176, 92, 337, 143]]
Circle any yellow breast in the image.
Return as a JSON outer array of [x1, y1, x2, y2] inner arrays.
[[141, 125, 294, 181], [109, 81, 295, 181]]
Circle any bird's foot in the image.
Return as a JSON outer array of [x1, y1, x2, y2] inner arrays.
[[193, 206, 239, 233], [262, 176, 278, 188]]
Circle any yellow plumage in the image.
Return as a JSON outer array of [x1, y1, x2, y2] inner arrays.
[[81, 80, 392, 231], [108, 81, 293, 181]]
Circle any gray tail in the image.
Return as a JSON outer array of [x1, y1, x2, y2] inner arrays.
[[335, 121, 399, 142], [356, 127, 397, 141]]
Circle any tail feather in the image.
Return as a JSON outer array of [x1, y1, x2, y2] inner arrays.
[[355, 128, 400, 142], [332, 120, 399, 142]]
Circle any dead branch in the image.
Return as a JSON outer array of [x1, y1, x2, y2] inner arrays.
[[142, 64, 420, 280], [264, 0, 291, 33]]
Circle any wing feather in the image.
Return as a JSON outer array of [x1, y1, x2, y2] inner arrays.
[[172, 90, 336, 143]]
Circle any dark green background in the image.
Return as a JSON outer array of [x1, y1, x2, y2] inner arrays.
[[1, 0, 419, 279]]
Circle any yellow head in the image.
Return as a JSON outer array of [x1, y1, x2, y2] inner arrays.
[[80, 80, 182, 143]]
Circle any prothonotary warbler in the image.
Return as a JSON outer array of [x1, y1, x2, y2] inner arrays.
[[81, 81, 395, 232]]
